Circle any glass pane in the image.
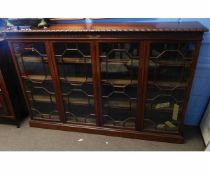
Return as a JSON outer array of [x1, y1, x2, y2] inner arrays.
[[53, 43, 95, 124], [100, 43, 139, 128], [13, 42, 59, 121], [144, 42, 195, 132]]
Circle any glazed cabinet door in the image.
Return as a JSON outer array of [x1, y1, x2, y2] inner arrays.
[[98, 42, 141, 129], [52, 42, 96, 124], [10, 42, 60, 121], [143, 41, 196, 132]]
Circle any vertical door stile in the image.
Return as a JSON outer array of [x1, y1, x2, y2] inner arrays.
[[8, 41, 32, 117], [136, 41, 143, 130], [178, 40, 202, 133], [92, 41, 102, 126], [46, 41, 65, 123], [136, 40, 150, 131]]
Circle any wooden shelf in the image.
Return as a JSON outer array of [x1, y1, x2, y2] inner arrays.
[[31, 95, 56, 103], [149, 60, 192, 66], [63, 97, 94, 106], [21, 56, 91, 64], [102, 79, 138, 85], [30, 94, 136, 109], [31, 94, 94, 106], [101, 59, 139, 65], [23, 75, 137, 85], [61, 57, 91, 64], [61, 77, 92, 83], [22, 56, 48, 63], [23, 77, 137, 86], [148, 81, 187, 88], [101, 59, 139, 67], [105, 100, 136, 109], [22, 75, 51, 81], [22, 75, 93, 83]]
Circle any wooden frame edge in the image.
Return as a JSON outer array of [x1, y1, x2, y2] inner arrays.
[[30, 119, 184, 144]]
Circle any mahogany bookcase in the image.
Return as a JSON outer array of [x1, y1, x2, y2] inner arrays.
[[4, 22, 208, 142]]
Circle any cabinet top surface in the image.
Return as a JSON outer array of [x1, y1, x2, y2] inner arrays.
[[4, 22, 208, 33]]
